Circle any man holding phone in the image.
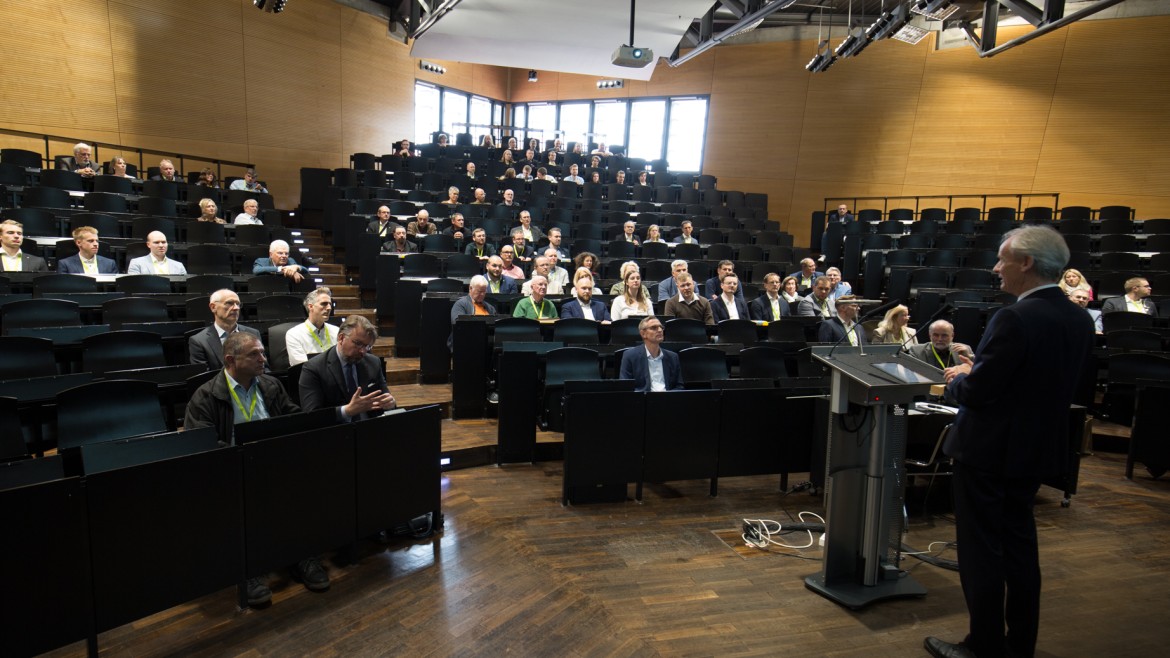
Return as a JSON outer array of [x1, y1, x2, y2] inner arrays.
[[298, 315, 395, 422]]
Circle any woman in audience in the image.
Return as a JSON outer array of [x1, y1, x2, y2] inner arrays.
[[506, 137, 518, 151], [500, 149, 515, 166], [644, 225, 666, 244], [570, 266, 602, 298], [1060, 268, 1093, 300], [573, 251, 600, 278], [608, 261, 651, 302], [109, 156, 135, 178], [610, 268, 653, 320], [499, 168, 517, 181], [196, 198, 225, 224], [196, 168, 219, 188], [780, 276, 802, 305], [588, 171, 601, 184], [872, 304, 916, 347]]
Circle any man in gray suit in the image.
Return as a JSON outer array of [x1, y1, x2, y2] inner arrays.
[[1068, 289, 1103, 333], [908, 320, 973, 370], [796, 277, 837, 319], [188, 289, 262, 370], [127, 231, 187, 275]]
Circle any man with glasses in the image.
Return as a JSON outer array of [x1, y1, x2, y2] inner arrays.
[[817, 295, 865, 345], [619, 316, 683, 392], [60, 142, 98, 177], [299, 315, 395, 423], [189, 289, 262, 371], [1101, 277, 1157, 316], [368, 206, 398, 238]]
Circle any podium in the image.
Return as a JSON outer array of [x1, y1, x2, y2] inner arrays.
[[804, 344, 944, 609]]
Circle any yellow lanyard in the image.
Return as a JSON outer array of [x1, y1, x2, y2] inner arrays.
[[930, 345, 950, 369], [152, 258, 169, 274], [226, 372, 258, 422], [306, 321, 332, 352], [771, 298, 780, 320], [81, 258, 97, 275], [535, 300, 549, 319]]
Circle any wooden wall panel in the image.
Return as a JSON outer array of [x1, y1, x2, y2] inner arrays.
[[340, 11, 415, 161]]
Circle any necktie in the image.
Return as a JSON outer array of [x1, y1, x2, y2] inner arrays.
[[344, 362, 359, 397]]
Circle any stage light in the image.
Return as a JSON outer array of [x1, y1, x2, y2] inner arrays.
[[253, 0, 289, 13], [597, 79, 625, 89], [419, 60, 446, 75], [867, 3, 912, 41], [805, 52, 837, 73], [528, 70, 538, 82], [834, 30, 871, 59]]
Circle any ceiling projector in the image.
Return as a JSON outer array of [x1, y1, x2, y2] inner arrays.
[[612, 45, 654, 68]]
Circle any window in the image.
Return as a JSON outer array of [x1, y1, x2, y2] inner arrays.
[[592, 101, 628, 152], [441, 89, 468, 138], [469, 96, 492, 142], [558, 102, 590, 149], [511, 105, 527, 143], [527, 104, 556, 150], [628, 100, 667, 162], [666, 98, 708, 172], [414, 82, 440, 144]]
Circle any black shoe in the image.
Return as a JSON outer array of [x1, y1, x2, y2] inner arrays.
[[292, 557, 330, 591], [924, 637, 977, 658], [242, 577, 272, 607]]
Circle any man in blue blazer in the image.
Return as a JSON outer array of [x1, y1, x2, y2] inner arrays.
[[704, 260, 745, 303], [710, 275, 751, 323], [484, 255, 518, 295], [619, 316, 682, 392], [252, 239, 308, 283], [925, 226, 1094, 658], [57, 226, 118, 275], [560, 276, 611, 321], [815, 296, 864, 344]]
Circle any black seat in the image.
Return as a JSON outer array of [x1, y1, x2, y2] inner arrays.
[[402, 253, 441, 277], [83, 192, 129, 214], [0, 396, 29, 460], [607, 317, 643, 345], [1097, 234, 1137, 252], [185, 244, 234, 274], [923, 250, 962, 268], [183, 297, 214, 324], [541, 347, 602, 431], [425, 277, 465, 293], [92, 175, 133, 195], [952, 269, 998, 290], [1098, 218, 1134, 235], [444, 254, 482, 278], [136, 196, 177, 217], [493, 317, 543, 346], [55, 379, 167, 450], [81, 331, 167, 374], [1106, 330, 1164, 352], [256, 295, 306, 321], [39, 169, 85, 192], [233, 224, 271, 246], [664, 317, 708, 344], [552, 317, 601, 345], [32, 274, 98, 296], [132, 216, 177, 241], [1128, 384, 1170, 479], [679, 347, 730, 387], [1059, 206, 1091, 220], [1, 148, 42, 168], [185, 274, 234, 295], [246, 275, 291, 294], [0, 336, 58, 379], [920, 208, 948, 223], [101, 297, 169, 325], [2, 207, 59, 236], [1, 299, 81, 333], [716, 319, 758, 346], [1098, 205, 1133, 221], [1101, 311, 1154, 333], [932, 234, 969, 249], [22, 186, 71, 209], [422, 234, 457, 253], [739, 346, 790, 379], [115, 274, 171, 294], [885, 250, 920, 267], [910, 268, 951, 293], [186, 221, 227, 244], [1099, 252, 1141, 271]]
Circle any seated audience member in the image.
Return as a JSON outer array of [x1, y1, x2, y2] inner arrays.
[[824, 267, 852, 301], [109, 155, 135, 178], [195, 167, 219, 188], [589, 155, 603, 170], [229, 167, 268, 193], [569, 266, 603, 299], [395, 138, 412, 159], [1100, 277, 1156, 316], [514, 210, 544, 243], [285, 287, 338, 367], [817, 295, 864, 345], [368, 206, 397, 239], [183, 331, 316, 607], [188, 289, 262, 370], [871, 304, 916, 346], [520, 149, 538, 168], [657, 259, 689, 302], [563, 164, 584, 185], [1068, 289, 1103, 334], [484, 255, 518, 294], [127, 230, 187, 275], [644, 224, 666, 244], [506, 137, 518, 151], [561, 275, 610, 321], [704, 260, 745, 303], [442, 186, 461, 205], [58, 226, 118, 275], [0, 220, 49, 272], [499, 167, 517, 181], [546, 150, 561, 168], [611, 268, 653, 321], [254, 239, 309, 283], [480, 135, 495, 149], [450, 275, 496, 347], [663, 272, 714, 325], [406, 209, 436, 237], [780, 275, 802, 306], [526, 138, 541, 155], [463, 162, 478, 183], [443, 212, 468, 249], [381, 225, 417, 254], [435, 133, 450, 155], [796, 277, 836, 318], [636, 171, 649, 186], [711, 274, 750, 322], [609, 261, 650, 302], [820, 203, 853, 256], [673, 220, 698, 245], [543, 247, 570, 291], [233, 199, 263, 225], [907, 319, 973, 370], [574, 251, 600, 278], [465, 228, 495, 259], [588, 171, 601, 185], [619, 220, 640, 245], [299, 314, 395, 422], [512, 275, 557, 320], [196, 198, 225, 224], [508, 230, 534, 262], [613, 169, 627, 187], [789, 258, 823, 292], [619, 316, 683, 392], [500, 189, 518, 207], [523, 256, 564, 295], [499, 245, 525, 279], [471, 188, 488, 204], [61, 142, 98, 177], [151, 159, 178, 182], [1059, 268, 1093, 300], [546, 227, 569, 260], [749, 272, 790, 322], [499, 150, 516, 166], [535, 167, 556, 184], [592, 142, 613, 156]]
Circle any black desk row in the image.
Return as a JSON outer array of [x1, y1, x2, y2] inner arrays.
[[0, 405, 441, 658]]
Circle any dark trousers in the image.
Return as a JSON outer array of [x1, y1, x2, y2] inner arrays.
[[952, 461, 1042, 658]]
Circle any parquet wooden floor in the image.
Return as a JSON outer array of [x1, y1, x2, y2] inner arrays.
[[42, 442, 1170, 657]]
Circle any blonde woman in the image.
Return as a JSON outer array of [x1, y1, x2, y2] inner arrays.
[[644, 224, 666, 244], [872, 304, 917, 347], [109, 156, 135, 179], [610, 268, 652, 320], [196, 198, 225, 224], [1059, 268, 1093, 301], [609, 260, 647, 298]]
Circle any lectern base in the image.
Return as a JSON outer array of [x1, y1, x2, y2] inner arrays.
[[804, 572, 927, 610]]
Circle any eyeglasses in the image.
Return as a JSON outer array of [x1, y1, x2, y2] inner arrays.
[[344, 334, 374, 352]]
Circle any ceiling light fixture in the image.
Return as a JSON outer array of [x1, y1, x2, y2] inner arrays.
[[253, 0, 289, 13], [597, 80, 625, 89], [528, 70, 538, 82], [910, 0, 960, 22], [419, 61, 446, 74]]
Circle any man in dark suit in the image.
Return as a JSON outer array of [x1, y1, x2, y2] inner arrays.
[[619, 316, 683, 392], [789, 258, 824, 293], [816, 295, 864, 344], [925, 226, 1094, 658], [749, 272, 790, 322], [149, 158, 178, 182], [381, 225, 418, 254], [1100, 277, 1157, 316], [299, 315, 395, 423], [464, 227, 496, 259], [0, 220, 49, 272], [710, 274, 751, 323], [58, 142, 98, 177], [672, 220, 698, 245], [56, 226, 118, 275], [560, 275, 611, 321], [188, 289, 262, 370], [821, 202, 855, 256], [704, 260, 745, 303], [368, 206, 398, 239]]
